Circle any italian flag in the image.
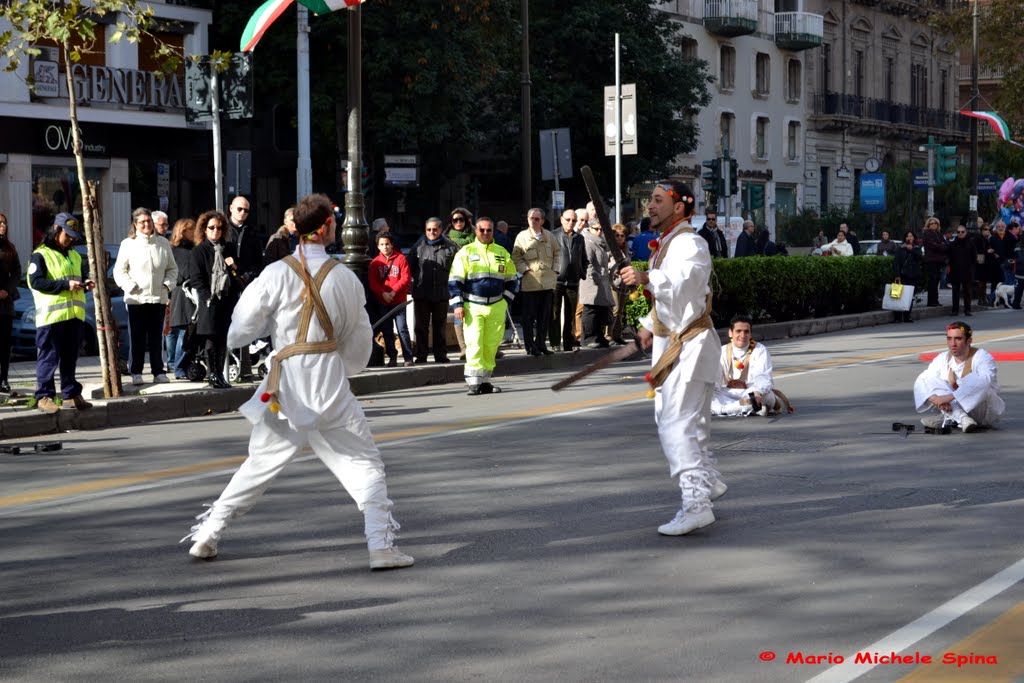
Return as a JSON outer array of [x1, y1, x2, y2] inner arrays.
[[959, 110, 1014, 142], [241, 0, 368, 52]]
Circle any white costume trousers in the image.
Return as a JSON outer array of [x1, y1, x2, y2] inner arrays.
[[206, 410, 396, 549], [711, 387, 778, 416], [655, 379, 716, 512], [914, 377, 1003, 427]]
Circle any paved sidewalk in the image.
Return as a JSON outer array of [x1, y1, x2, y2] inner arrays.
[[0, 295, 961, 440]]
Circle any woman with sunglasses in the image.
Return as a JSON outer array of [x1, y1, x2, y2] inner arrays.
[[189, 210, 241, 388]]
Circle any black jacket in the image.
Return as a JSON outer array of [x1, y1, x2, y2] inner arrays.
[[698, 226, 728, 259], [894, 245, 923, 283], [948, 235, 978, 281], [553, 229, 585, 287], [407, 235, 459, 302], [0, 240, 21, 318], [168, 242, 194, 328], [228, 221, 264, 283], [188, 239, 240, 338]]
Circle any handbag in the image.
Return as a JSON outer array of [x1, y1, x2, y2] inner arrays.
[[883, 283, 914, 311], [889, 282, 904, 299]]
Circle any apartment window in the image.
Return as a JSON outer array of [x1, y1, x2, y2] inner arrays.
[[755, 117, 769, 159], [720, 112, 735, 154], [786, 59, 802, 101], [886, 58, 894, 101], [821, 43, 832, 92], [720, 45, 736, 90], [939, 69, 948, 111], [756, 53, 771, 96], [787, 121, 800, 161], [680, 37, 698, 62], [854, 50, 864, 98], [911, 63, 928, 109]]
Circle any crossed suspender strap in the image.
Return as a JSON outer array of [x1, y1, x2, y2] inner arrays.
[[948, 347, 977, 391], [262, 256, 341, 407], [724, 341, 756, 386]]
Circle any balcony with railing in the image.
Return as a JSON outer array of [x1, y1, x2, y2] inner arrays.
[[703, 0, 758, 37], [812, 91, 971, 137], [774, 12, 823, 51]]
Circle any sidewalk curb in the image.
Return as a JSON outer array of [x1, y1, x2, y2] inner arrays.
[[0, 305, 954, 439]]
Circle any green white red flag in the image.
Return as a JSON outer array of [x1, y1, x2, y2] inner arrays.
[[240, 0, 368, 52], [959, 110, 1024, 148]]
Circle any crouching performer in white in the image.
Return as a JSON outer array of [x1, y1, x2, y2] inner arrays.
[[711, 314, 780, 416], [181, 193, 413, 570], [620, 180, 726, 537], [914, 320, 1004, 434]]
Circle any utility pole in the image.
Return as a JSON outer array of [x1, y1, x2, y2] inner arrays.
[[520, 0, 532, 218], [968, 0, 979, 223]]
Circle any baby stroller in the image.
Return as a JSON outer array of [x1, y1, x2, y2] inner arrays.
[[181, 286, 207, 382], [226, 339, 271, 383]]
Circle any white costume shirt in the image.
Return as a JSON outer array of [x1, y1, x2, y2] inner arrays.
[[228, 244, 373, 431], [823, 239, 854, 257], [640, 229, 720, 386], [716, 342, 774, 399], [913, 348, 1005, 424]]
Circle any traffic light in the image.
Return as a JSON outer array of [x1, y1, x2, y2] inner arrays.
[[361, 165, 374, 197], [465, 180, 480, 208], [701, 158, 721, 195], [727, 158, 739, 197], [935, 144, 958, 186], [750, 184, 765, 210]]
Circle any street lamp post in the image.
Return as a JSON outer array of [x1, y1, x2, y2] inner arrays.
[[341, 4, 370, 279], [520, 0, 532, 218], [968, 0, 979, 223]]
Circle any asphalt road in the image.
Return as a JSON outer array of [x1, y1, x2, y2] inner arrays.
[[2, 311, 1023, 682]]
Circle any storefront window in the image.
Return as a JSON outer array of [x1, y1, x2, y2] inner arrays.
[[32, 165, 101, 246]]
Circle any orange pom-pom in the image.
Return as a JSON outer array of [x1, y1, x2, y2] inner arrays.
[[646, 389, 656, 399], [269, 401, 281, 413], [260, 392, 271, 403]]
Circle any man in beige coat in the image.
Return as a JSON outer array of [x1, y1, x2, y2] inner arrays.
[[512, 208, 560, 356]]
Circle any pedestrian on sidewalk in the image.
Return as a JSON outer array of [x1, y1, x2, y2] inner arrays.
[[407, 217, 458, 364], [369, 233, 414, 367], [114, 208, 178, 385], [189, 210, 240, 389], [181, 193, 413, 570], [167, 218, 196, 379], [0, 212, 20, 393], [27, 213, 94, 414]]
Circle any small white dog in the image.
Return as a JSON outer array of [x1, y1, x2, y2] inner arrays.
[[993, 283, 1016, 308]]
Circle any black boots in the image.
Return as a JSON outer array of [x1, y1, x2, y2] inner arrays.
[[205, 347, 231, 389]]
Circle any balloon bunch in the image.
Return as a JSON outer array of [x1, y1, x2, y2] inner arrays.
[[997, 177, 1024, 225]]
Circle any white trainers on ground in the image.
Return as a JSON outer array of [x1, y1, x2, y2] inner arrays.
[[920, 414, 945, 429], [369, 547, 415, 570], [657, 508, 715, 536], [154, 374, 170, 383], [959, 415, 978, 433], [131, 374, 144, 386], [189, 540, 218, 559], [710, 479, 728, 501]]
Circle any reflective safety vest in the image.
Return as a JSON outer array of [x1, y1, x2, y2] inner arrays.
[[448, 241, 519, 308], [29, 246, 87, 326]]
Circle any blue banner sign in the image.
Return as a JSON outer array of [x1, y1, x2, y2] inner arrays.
[[912, 168, 929, 189], [860, 173, 886, 213], [977, 174, 999, 194]]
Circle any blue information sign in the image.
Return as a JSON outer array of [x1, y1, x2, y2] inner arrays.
[[977, 174, 999, 194], [912, 168, 929, 189], [860, 173, 886, 213]]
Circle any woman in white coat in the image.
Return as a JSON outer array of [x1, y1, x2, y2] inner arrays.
[[113, 207, 177, 385]]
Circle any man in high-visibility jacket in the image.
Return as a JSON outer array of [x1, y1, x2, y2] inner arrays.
[[28, 213, 95, 414], [448, 217, 519, 395]]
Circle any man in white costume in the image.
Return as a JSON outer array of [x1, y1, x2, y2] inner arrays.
[[620, 180, 726, 537], [712, 314, 778, 416], [915, 321, 1004, 433], [181, 193, 414, 570]]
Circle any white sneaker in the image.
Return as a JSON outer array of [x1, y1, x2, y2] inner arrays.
[[657, 508, 715, 536], [710, 479, 728, 501], [131, 374, 144, 386], [757, 405, 770, 417], [189, 539, 218, 559], [920, 414, 945, 429], [959, 415, 978, 433], [369, 547, 415, 570], [153, 374, 170, 383]]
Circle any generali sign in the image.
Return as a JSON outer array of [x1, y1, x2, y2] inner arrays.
[[36, 63, 186, 110]]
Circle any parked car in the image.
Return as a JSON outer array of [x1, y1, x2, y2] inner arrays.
[[12, 245, 130, 359], [811, 239, 901, 256]]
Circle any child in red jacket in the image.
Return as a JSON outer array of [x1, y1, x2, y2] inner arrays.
[[369, 233, 414, 366]]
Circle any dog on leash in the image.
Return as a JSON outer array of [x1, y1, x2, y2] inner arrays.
[[993, 283, 1016, 308]]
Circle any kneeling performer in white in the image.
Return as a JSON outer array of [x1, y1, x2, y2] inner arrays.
[[181, 193, 413, 570], [914, 320, 1004, 433], [711, 314, 778, 416]]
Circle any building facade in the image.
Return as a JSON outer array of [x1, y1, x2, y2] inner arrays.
[[0, 1, 213, 260]]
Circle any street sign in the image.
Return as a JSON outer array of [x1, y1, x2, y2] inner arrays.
[[551, 190, 565, 210], [539, 128, 573, 181], [859, 173, 886, 213], [912, 168, 929, 189], [604, 83, 637, 156], [385, 154, 418, 165], [384, 166, 419, 187], [185, 53, 254, 123], [978, 174, 999, 194]]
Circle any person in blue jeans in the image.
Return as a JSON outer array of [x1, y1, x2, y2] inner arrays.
[[369, 233, 414, 367]]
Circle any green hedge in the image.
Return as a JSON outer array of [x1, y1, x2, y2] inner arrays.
[[625, 256, 895, 329]]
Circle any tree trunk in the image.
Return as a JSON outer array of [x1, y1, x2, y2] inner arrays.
[[63, 40, 121, 397]]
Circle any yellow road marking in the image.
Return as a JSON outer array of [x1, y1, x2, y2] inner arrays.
[[4, 327, 1023, 510], [896, 602, 1024, 682]]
